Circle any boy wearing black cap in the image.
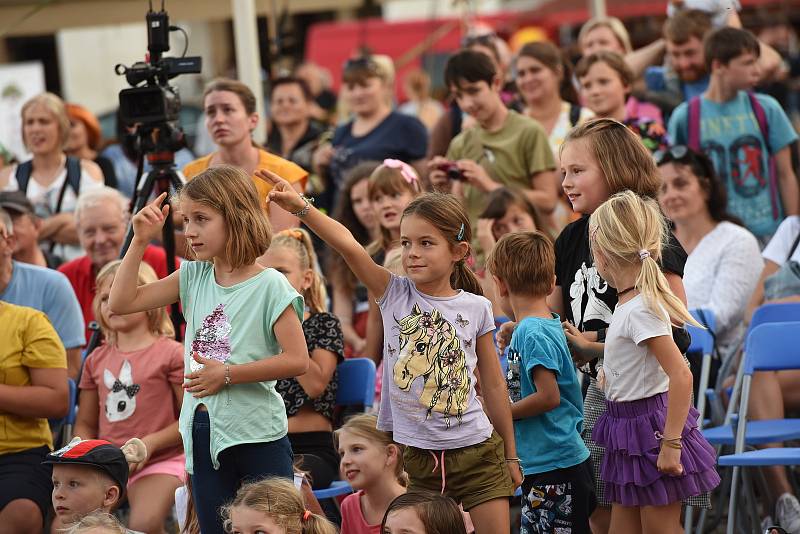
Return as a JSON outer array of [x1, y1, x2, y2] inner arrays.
[[44, 438, 145, 533]]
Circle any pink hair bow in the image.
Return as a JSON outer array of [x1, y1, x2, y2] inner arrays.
[[383, 158, 420, 188]]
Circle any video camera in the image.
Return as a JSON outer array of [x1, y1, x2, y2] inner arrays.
[[115, 2, 201, 127]]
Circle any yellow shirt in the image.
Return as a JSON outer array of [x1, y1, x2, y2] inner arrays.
[[183, 149, 308, 211], [0, 302, 66, 455]]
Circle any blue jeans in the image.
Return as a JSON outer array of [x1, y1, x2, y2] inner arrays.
[[190, 410, 294, 534]]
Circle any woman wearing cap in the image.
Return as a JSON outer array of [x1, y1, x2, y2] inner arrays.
[[65, 103, 118, 190], [311, 55, 428, 213], [0, 93, 103, 261]]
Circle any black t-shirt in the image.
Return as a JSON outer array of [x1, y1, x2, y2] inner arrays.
[[554, 215, 687, 333], [276, 312, 345, 422]]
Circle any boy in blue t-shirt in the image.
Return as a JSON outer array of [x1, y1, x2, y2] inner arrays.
[[486, 232, 594, 534], [668, 27, 799, 242]]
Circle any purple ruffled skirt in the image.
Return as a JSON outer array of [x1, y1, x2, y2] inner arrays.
[[592, 392, 721, 507]]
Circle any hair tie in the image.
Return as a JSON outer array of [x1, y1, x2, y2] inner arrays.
[[638, 249, 651, 261], [382, 159, 419, 188], [302, 510, 311, 522], [456, 223, 465, 242]]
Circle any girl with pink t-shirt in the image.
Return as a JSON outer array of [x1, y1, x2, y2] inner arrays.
[[336, 414, 407, 534], [75, 260, 184, 533]]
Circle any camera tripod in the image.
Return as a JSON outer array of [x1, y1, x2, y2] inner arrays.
[[84, 144, 185, 357]]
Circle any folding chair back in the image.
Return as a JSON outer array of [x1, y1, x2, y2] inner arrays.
[[336, 358, 376, 408]]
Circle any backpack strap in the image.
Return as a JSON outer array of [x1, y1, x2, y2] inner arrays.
[[53, 156, 82, 216], [569, 103, 582, 127], [747, 92, 780, 220], [14, 160, 33, 194], [687, 96, 702, 151]]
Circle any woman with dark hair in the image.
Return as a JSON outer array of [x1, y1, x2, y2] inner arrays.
[[327, 162, 379, 356], [657, 145, 762, 358], [515, 42, 594, 158]]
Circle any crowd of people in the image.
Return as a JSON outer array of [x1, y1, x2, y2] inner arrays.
[[1, 2, 800, 534]]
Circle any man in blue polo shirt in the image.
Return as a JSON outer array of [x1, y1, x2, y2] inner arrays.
[[0, 208, 84, 379]]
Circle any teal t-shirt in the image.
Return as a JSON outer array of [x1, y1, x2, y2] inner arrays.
[[668, 92, 798, 238], [507, 314, 589, 475], [178, 261, 304, 473]]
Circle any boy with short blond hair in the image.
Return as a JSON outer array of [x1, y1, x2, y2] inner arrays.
[[44, 438, 145, 534], [486, 231, 595, 533]]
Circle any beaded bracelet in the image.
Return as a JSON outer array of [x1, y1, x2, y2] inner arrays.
[[292, 195, 314, 218], [224, 364, 232, 386]]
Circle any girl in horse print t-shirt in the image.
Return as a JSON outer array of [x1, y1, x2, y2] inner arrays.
[[261, 167, 521, 534]]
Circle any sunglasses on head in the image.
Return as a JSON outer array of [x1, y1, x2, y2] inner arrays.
[[653, 145, 693, 166], [343, 56, 379, 73], [654, 145, 717, 180], [461, 33, 496, 48]]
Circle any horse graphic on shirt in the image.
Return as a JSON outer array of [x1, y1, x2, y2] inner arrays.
[[393, 304, 470, 427]]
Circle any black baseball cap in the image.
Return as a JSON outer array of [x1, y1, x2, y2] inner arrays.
[[43, 439, 129, 492], [0, 191, 35, 216]]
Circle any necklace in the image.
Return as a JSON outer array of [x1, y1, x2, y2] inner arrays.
[[616, 286, 636, 298]]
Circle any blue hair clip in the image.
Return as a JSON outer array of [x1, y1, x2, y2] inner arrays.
[[456, 223, 465, 241]]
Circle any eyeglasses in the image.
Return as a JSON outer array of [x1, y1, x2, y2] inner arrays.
[[653, 145, 717, 181], [343, 56, 380, 73], [653, 145, 691, 166], [461, 33, 497, 48]]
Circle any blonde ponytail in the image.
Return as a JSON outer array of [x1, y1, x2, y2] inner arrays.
[[303, 512, 339, 534], [270, 228, 328, 314], [589, 191, 700, 327]]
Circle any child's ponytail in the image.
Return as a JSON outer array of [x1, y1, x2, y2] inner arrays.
[[403, 193, 484, 296], [451, 258, 483, 296], [589, 191, 700, 327], [302, 511, 338, 534], [270, 228, 328, 314], [223, 478, 337, 534]]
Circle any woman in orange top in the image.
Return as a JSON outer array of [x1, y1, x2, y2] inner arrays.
[[183, 78, 307, 231]]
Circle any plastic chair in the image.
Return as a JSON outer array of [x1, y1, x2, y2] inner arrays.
[[335, 358, 376, 408], [312, 358, 376, 501], [717, 322, 800, 534], [687, 309, 715, 430]]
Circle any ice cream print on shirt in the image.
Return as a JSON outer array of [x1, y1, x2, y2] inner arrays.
[[569, 262, 613, 329], [190, 303, 232, 372], [393, 304, 470, 427], [103, 360, 140, 422]]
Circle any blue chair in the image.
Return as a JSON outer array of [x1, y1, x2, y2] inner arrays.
[[717, 322, 800, 534], [687, 309, 715, 430], [336, 358, 376, 408], [702, 303, 800, 448], [312, 358, 377, 501]]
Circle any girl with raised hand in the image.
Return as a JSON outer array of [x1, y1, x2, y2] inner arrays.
[[588, 191, 719, 532], [75, 260, 184, 534], [258, 168, 521, 534], [108, 165, 309, 534], [260, 228, 344, 490]]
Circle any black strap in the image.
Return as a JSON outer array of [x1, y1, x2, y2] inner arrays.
[[788, 230, 800, 262], [14, 157, 81, 207], [52, 156, 82, 216], [14, 160, 33, 193], [569, 104, 582, 127]]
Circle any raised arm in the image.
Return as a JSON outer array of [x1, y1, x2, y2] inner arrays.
[[108, 192, 179, 315], [257, 169, 391, 297]]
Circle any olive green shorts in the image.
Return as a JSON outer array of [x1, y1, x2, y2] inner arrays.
[[403, 430, 515, 511]]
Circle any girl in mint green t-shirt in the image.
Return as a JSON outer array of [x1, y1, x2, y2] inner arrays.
[[108, 165, 309, 534]]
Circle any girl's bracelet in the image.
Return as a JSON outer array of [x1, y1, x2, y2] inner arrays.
[[655, 431, 682, 446], [292, 195, 314, 218], [224, 364, 232, 386], [505, 457, 522, 464]]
